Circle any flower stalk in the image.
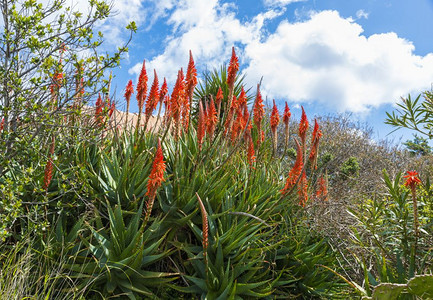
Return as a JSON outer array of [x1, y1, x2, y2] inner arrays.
[[404, 170, 421, 252]]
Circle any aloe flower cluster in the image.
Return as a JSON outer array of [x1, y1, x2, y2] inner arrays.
[[42, 136, 56, 191], [119, 48, 326, 208], [144, 139, 166, 223], [404, 170, 421, 242]]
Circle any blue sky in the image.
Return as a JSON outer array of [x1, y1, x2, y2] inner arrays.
[[93, 0, 433, 143]]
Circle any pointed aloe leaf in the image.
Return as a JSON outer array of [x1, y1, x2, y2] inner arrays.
[[65, 217, 84, 244]]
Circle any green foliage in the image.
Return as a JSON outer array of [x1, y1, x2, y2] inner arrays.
[[56, 203, 175, 298], [0, 16, 344, 297], [347, 170, 433, 298], [339, 156, 360, 178], [0, 0, 134, 241], [386, 92, 433, 139], [273, 222, 343, 298], [403, 134, 432, 156], [361, 275, 433, 300]]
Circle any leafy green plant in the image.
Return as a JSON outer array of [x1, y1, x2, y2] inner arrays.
[[346, 170, 433, 298], [56, 202, 175, 299]]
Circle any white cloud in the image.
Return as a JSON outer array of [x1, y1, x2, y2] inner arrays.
[[356, 9, 369, 19], [35, 0, 147, 48], [243, 10, 433, 113], [264, 0, 306, 7], [129, 0, 284, 85], [127, 3, 433, 114]]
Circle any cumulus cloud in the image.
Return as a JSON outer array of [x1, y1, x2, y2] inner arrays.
[[263, 0, 306, 7], [356, 9, 369, 19], [127, 2, 433, 114], [129, 0, 284, 84], [243, 10, 433, 112]]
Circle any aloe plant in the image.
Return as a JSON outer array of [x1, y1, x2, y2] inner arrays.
[[55, 201, 175, 299]]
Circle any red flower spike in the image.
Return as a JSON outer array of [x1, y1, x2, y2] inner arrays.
[[238, 87, 247, 109], [206, 98, 218, 138], [404, 171, 421, 190], [53, 72, 64, 88], [316, 174, 328, 201], [216, 87, 223, 118], [136, 60, 148, 113], [0, 118, 4, 132], [146, 139, 166, 198], [227, 47, 239, 89], [42, 136, 56, 191], [253, 84, 265, 145], [145, 139, 166, 222], [170, 69, 185, 137], [145, 69, 159, 119], [299, 106, 309, 150], [230, 106, 243, 143], [247, 136, 256, 167], [270, 100, 280, 152], [242, 104, 249, 132], [298, 172, 308, 207], [283, 102, 291, 147], [311, 119, 320, 143], [283, 102, 291, 125], [308, 119, 322, 169], [95, 93, 104, 125], [159, 78, 168, 104], [197, 101, 206, 150], [270, 100, 280, 130], [404, 170, 421, 241], [196, 193, 209, 264], [186, 50, 198, 100], [216, 87, 223, 107], [108, 101, 115, 118], [281, 139, 304, 195], [224, 95, 237, 135], [78, 77, 85, 98], [124, 80, 134, 102]]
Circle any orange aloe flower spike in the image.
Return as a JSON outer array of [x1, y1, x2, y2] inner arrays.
[[270, 100, 280, 153], [215, 87, 223, 118], [253, 84, 264, 145], [404, 170, 421, 242], [270, 100, 280, 130], [186, 50, 198, 100], [159, 78, 168, 104], [227, 46, 239, 89], [283, 102, 291, 147], [299, 106, 309, 151], [95, 93, 104, 125], [404, 170, 421, 190], [197, 101, 206, 150], [216, 87, 223, 107], [136, 60, 148, 113], [298, 171, 308, 207], [308, 119, 322, 169], [281, 139, 303, 195], [124, 79, 134, 102], [196, 193, 209, 265], [283, 102, 291, 125], [145, 69, 159, 119], [42, 136, 56, 191], [145, 139, 166, 222], [206, 98, 218, 138], [247, 135, 256, 167], [316, 174, 328, 201]]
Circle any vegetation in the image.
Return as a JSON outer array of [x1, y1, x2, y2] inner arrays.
[[1, 1, 433, 299]]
